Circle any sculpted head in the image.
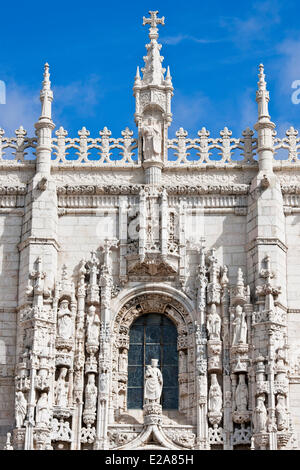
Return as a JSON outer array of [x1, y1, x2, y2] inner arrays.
[[236, 305, 243, 315], [151, 358, 159, 368], [59, 299, 69, 310], [211, 304, 217, 315]]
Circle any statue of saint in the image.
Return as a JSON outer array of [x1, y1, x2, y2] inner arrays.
[[55, 367, 68, 407], [276, 394, 288, 431], [253, 396, 267, 433], [144, 359, 163, 404], [86, 306, 100, 345], [179, 350, 187, 373], [208, 374, 222, 414], [85, 374, 97, 411], [36, 392, 50, 427], [99, 370, 109, 395], [235, 374, 248, 412], [232, 305, 247, 346], [57, 299, 72, 340], [207, 304, 221, 341], [141, 118, 161, 161], [119, 349, 128, 373], [15, 391, 27, 428]]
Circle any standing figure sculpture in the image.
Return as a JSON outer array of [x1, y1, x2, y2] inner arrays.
[[253, 396, 267, 433], [276, 394, 288, 431], [232, 305, 247, 345], [86, 306, 100, 345], [85, 374, 98, 411], [144, 359, 163, 404], [141, 118, 162, 161], [208, 374, 222, 414], [207, 304, 221, 341], [55, 367, 68, 407], [57, 299, 73, 340], [235, 374, 248, 412], [15, 391, 27, 428], [36, 392, 50, 427]]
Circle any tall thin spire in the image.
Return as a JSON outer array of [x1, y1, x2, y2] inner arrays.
[[38, 62, 53, 121], [254, 63, 275, 173], [256, 63, 270, 123], [34, 63, 55, 174]]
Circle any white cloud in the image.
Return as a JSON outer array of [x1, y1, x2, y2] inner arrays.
[[160, 35, 222, 46], [0, 81, 39, 136]]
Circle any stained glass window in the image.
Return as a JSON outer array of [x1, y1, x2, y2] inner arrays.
[[127, 313, 178, 409]]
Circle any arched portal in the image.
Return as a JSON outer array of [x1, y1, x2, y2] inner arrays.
[[127, 313, 178, 410], [111, 291, 196, 425]]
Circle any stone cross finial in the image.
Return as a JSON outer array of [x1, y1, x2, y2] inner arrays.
[[143, 11, 165, 39]]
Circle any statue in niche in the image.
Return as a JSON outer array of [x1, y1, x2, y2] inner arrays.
[[232, 305, 247, 346], [179, 350, 187, 373], [207, 304, 221, 341], [99, 370, 109, 395], [141, 117, 161, 161], [86, 306, 100, 345], [235, 374, 248, 412], [57, 299, 72, 340], [36, 392, 50, 427], [276, 394, 288, 431], [55, 367, 68, 407], [85, 374, 97, 411], [119, 349, 128, 373], [208, 374, 222, 414], [253, 395, 267, 433], [15, 391, 27, 428], [144, 359, 163, 404]]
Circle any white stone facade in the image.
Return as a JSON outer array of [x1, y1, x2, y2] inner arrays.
[[1, 11, 300, 450]]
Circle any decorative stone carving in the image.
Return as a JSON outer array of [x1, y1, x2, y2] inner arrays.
[[35, 393, 50, 428], [253, 396, 267, 434], [208, 374, 222, 426], [141, 118, 162, 161], [232, 305, 247, 345], [55, 367, 68, 408], [57, 299, 73, 340], [276, 394, 288, 431], [207, 304, 221, 341], [15, 391, 27, 428], [144, 359, 163, 404]]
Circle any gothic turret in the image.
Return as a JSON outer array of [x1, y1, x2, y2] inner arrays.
[[134, 11, 174, 184]]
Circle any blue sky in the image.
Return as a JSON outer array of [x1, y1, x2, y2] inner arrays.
[[1, 0, 300, 140]]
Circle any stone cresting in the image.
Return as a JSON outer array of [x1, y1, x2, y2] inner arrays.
[[0, 10, 300, 451]]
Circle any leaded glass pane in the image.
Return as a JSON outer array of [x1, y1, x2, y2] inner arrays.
[[127, 313, 178, 410]]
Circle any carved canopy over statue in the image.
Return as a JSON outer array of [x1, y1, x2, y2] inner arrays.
[[141, 118, 162, 161], [144, 358, 163, 404]]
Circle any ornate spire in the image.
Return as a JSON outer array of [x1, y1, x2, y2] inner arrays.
[[141, 10, 166, 86], [38, 62, 54, 122], [256, 63, 270, 123], [254, 63, 275, 173]]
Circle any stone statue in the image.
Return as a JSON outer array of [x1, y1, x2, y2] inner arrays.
[[86, 306, 100, 345], [253, 396, 267, 433], [57, 299, 72, 340], [99, 370, 109, 395], [208, 374, 222, 414], [276, 394, 288, 431], [15, 391, 27, 428], [207, 304, 221, 341], [144, 358, 163, 404], [85, 374, 97, 410], [232, 305, 247, 345], [119, 349, 128, 373], [55, 367, 68, 407], [141, 118, 161, 161], [36, 392, 50, 427], [179, 350, 187, 373], [235, 374, 248, 412]]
